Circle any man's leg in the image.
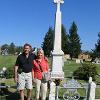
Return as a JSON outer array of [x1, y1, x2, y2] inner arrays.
[[27, 89, 32, 100], [25, 72, 33, 100], [17, 73, 25, 100], [20, 90, 24, 100]]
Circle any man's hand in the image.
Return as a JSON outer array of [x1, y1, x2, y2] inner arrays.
[[14, 74, 18, 83], [14, 66, 18, 83], [32, 78, 36, 83]]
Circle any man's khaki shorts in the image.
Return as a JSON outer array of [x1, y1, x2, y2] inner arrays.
[[17, 72, 33, 90]]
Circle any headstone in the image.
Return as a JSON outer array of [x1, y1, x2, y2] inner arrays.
[[92, 58, 100, 64], [96, 59, 100, 64], [2, 67, 7, 72], [65, 54, 70, 59], [76, 59, 81, 64]]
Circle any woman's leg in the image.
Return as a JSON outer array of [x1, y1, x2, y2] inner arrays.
[[35, 79, 41, 100], [41, 82, 47, 100]]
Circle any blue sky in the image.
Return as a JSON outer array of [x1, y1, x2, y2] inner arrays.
[[0, 0, 100, 51]]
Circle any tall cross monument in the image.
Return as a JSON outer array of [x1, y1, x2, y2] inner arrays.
[[51, 0, 64, 79]]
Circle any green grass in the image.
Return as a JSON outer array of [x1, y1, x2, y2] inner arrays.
[[0, 55, 99, 75], [0, 55, 100, 99], [58, 88, 86, 100], [96, 64, 100, 73], [63, 60, 81, 78], [0, 55, 17, 69]]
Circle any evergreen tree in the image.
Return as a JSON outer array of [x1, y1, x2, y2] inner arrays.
[[1, 44, 9, 55], [42, 25, 69, 56], [16, 46, 23, 54], [94, 32, 100, 58], [61, 25, 69, 54], [9, 42, 16, 54], [42, 27, 54, 57], [69, 22, 81, 59], [1, 44, 9, 51]]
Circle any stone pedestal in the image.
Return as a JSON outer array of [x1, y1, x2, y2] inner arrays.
[[89, 77, 96, 100], [89, 82, 96, 100], [87, 77, 96, 100], [49, 81, 56, 100], [51, 51, 64, 78]]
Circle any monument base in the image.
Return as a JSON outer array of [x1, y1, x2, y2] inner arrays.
[[51, 50, 64, 79], [51, 71, 64, 79]]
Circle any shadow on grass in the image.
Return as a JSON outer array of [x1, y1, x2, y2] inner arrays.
[[0, 88, 20, 100], [0, 88, 29, 100], [0, 84, 48, 100]]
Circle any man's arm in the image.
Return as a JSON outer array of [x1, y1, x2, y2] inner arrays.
[[14, 66, 19, 83], [14, 55, 20, 83]]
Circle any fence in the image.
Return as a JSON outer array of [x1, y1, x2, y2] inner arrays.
[[49, 77, 100, 100]]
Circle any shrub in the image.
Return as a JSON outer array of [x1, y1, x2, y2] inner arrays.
[[73, 63, 98, 81], [5, 67, 14, 79]]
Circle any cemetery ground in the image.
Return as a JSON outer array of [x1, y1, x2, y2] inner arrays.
[[0, 55, 100, 99]]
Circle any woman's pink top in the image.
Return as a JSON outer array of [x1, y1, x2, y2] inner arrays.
[[32, 57, 49, 80]]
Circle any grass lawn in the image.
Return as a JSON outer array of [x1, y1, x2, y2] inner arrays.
[[96, 64, 100, 73], [63, 60, 81, 78], [0, 55, 100, 99], [0, 55, 17, 69]]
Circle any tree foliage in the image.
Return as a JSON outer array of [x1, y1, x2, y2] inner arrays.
[[42, 23, 82, 57], [61, 25, 69, 54], [42, 27, 54, 57], [42, 25, 69, 56], [1, 44, 9, 50], [9, 42, 16, 54], [93, 32, 100, 58], [69, 22, 81, 59], [73, 63, 98, 81], [1, 43, 23, 55], [16, 46, 23, 54]]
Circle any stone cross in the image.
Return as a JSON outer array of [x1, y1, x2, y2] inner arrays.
[[54, 0, 64, 12], [54, 0, 64, 4]]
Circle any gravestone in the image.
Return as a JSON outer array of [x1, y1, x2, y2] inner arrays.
[[76, 59, 81, 64]]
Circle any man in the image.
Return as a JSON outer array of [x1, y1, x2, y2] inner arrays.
[[14, 43, 35, 100]]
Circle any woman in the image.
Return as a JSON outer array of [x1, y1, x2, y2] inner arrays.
[[32, 48, 49, 100]]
